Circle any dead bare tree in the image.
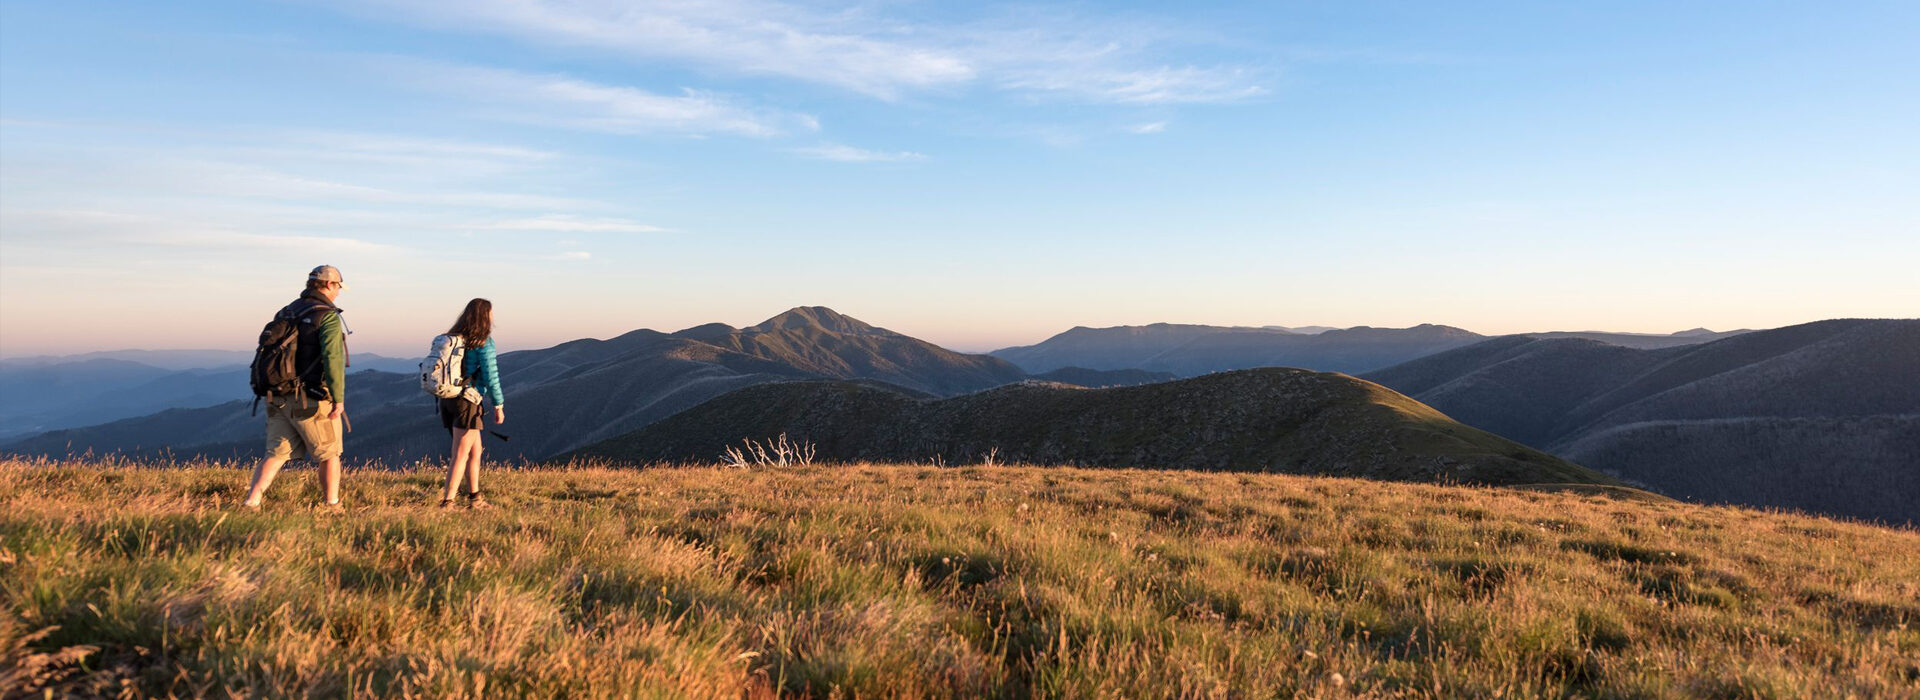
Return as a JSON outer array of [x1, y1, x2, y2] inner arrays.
[[719, 433, 817, 468]]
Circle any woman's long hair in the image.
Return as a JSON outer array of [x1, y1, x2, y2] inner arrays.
[[448, 298, 493, 347]]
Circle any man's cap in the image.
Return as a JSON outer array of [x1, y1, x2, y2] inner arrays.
[[309, 265, 348, 290]]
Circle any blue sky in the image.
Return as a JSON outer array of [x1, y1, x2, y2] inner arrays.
[[2, 0, 1915, 355]]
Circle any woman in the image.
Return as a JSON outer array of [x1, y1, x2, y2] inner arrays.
[[440, 298, 505, 509]]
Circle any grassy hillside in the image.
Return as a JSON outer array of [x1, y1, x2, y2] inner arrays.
[[6, 459, 1914, 698], [1365, 319, 1920, 523], [1026, 367, 1177, 388], [573, 368, 1619, 487], [1560, 416, 1920, 525]]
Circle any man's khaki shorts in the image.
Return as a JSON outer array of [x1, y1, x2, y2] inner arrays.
[[265, 394, 342, 461]]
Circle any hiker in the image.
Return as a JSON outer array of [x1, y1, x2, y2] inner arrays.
[[241, 265, 350, 511], [436, 298, 505, 509]]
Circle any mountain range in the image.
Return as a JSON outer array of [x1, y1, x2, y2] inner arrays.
[[1512, 328, 1750, 350], [988, 323, 1746, 377], [572, 368, 1623, 488], [3, 307, 1618, 492], [1, 318, 1740, 442], [5, 308, 1034, 463], [0, 349, 263, 372], [1364, 319, 1919, 524], [5, 309, 1911, 523], [0, 353, 418, 440], [11, 308, 1508, 463], [0, 350, 421, 373]]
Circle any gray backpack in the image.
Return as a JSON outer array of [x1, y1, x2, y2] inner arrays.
[[420, 334, 470, 400]]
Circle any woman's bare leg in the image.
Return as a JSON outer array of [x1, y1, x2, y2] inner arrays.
[[464, 432, 484, 495], [443, 429, 474, 501]]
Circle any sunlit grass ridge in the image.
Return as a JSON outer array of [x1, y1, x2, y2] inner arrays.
[[2, 458, 1917, 698]]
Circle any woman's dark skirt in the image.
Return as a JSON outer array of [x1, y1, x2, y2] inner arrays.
[[439, 396, 483, 433]]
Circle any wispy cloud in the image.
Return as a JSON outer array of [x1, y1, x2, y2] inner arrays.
[[1127, 122, 1168, 135], [477, 214, 667, 234], [789, 143, 927, 163], [0, 123, 661, 271], [331, 1, 1266, 105], [170, 159, 595, 210], [1, 124, 597, 212], [545, 251, 593, 261], [340, 0, 976, 100], [3, 209, 401, 255], [279, 131, 557, 161], [392, 61, 814, 137], [1003, 66, 1265, 105], [238, 131, 560, 175]]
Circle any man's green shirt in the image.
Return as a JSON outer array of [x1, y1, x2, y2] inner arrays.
[[316, 311, 347, 402]]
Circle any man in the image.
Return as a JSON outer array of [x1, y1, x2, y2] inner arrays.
[[241, 265, 350, 510]]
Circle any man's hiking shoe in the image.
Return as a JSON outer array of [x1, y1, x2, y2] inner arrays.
[[438, 497, 457, 510], [468, 491, 492, 510]]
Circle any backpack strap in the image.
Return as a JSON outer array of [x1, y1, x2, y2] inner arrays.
[[289, 301, 337, 323], [300, 302, 349, 368], [451, 335, 478, 386], [277, 300, 336, 324]]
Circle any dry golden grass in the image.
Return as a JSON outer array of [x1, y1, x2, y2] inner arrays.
[[2, 457, 1916, 699]]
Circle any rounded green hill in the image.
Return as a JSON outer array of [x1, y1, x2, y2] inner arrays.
[[574, 368, 1626, 488]]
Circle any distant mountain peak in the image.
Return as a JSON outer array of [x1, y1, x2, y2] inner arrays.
[[671, 322, 737, 341], [750, 306, 881, 335], [1672, 327, 1718, 336]]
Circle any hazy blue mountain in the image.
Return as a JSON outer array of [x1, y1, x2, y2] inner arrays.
[[343, 354, 424, 374], [1364, 319, 1920, 524], [992, 323, 1484, 376], [0, 352, 419, 440], [989, 323, 1241, 374], [991, 323, 1753, 377], [1, 349, 426, 374], [1516, 329, 1751, 349], [0, 359, 181, 439], [0, 350, 253, 371]]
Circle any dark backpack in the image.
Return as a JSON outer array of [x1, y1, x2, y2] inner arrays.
[[249, 303, 331, 413]]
